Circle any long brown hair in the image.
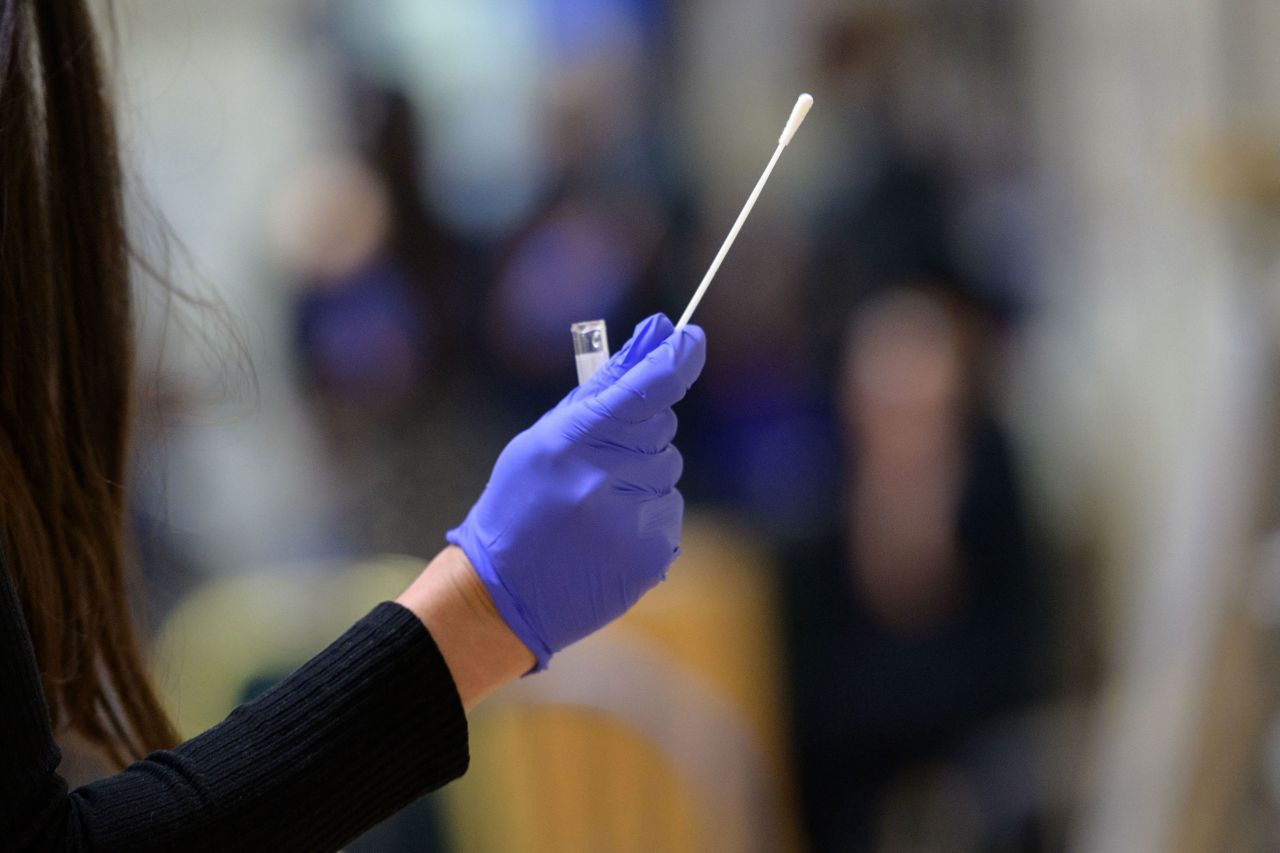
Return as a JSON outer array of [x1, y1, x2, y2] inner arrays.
[[0, 0, 179, 766]]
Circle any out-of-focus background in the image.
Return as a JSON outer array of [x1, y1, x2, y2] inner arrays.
[[88, 0, 1280, 850]]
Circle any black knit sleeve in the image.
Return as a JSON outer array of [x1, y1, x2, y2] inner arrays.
[[0, 552, 470, 853]]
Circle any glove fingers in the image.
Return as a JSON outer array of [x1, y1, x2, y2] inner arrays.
[[591, 325, 706, 423], [650, 444, 684, 490], [637, 489, 685, 557], [561, 313, 674, 407], [612, 444, 684, 494], [639, 408, 679, 453], [581, 407, 677, 454]]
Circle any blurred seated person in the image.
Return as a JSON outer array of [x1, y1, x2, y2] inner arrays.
[[282, 88, 478, 423], [280, 156, 429, 420], [778, 284, 1049, 851]]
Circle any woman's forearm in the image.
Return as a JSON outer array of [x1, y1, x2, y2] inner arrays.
[[396, 546, 535, 711]]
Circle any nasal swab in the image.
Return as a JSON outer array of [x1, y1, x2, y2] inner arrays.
[[570, 94, 812, 386], [674, 93, 813, 332]]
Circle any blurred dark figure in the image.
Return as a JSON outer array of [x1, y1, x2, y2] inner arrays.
[[283, 153, 425, 419], [350, 87, 485, 383], [674, 8, 964, 539], [779, 285, 1050, 852], [485, 190, 665, 417], [672, 227, 842, 541], [806, 11, 956, 370], [275, 85, 500, 564], [482, 11, 679, 421], [286, 87, 479, 420]]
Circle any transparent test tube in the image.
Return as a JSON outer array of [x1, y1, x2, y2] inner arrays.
[[570, 319, 610, 385]]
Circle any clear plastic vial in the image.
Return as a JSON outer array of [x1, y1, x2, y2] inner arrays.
[[570, 319, 610, 385]]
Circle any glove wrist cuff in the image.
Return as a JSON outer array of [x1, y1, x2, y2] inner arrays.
[[445, 527, 553, 672]]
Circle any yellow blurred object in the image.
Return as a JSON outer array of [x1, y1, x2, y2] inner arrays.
[[443, 513, 803, 853], [1193, 131, 1280, 211], [152, 555, 423, 736]]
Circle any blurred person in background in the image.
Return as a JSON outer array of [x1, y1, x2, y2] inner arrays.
[[277, 80, 492, 560], [283, 152, 426, 421], [282, 62, 486, 413], [0, 3, 706, 850], [285, 87, 477, 420], [804, 11, 954, 370], [778, 282, 1050, 852], [673, 226, 844, 541], [484, 0, 679, 421]]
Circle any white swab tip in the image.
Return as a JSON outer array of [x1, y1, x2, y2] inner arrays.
[[778, 93, 814, 147]]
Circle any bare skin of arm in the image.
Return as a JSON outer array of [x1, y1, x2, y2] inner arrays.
[[396, 546, 535, 712]]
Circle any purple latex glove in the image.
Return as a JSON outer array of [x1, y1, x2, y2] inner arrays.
[[447, 314, 706, 670]]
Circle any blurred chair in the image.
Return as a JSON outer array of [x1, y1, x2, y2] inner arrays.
[[151, 554, 448, 852], [442, 514, 804, 853]]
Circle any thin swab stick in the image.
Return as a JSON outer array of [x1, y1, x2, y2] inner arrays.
[[674, 93, 813, 332]]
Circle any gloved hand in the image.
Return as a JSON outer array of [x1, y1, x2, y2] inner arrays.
[[447, 314, 706, 670]]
